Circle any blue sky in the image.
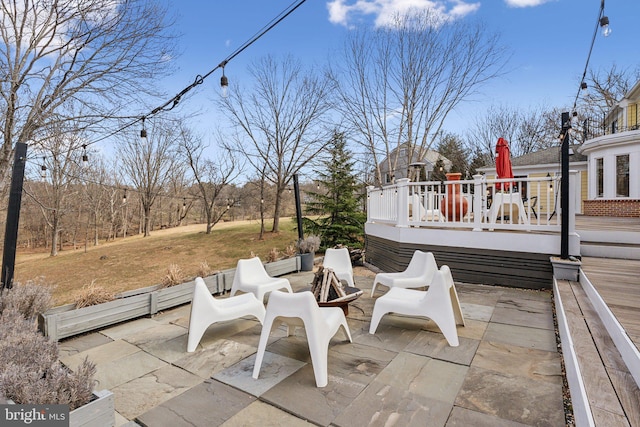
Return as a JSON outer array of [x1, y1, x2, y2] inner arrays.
[[157, 0, 639, 145]]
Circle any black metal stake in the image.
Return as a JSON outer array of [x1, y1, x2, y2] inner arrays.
[[560, 112, 570, 260], [1, 142, 28, 290], [293, 173, 304, 241]]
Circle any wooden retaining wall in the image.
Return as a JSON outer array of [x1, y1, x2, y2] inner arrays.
[[366, 235, 553, 289]]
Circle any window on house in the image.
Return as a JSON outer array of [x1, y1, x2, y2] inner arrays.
[[596, 158, 604, 197], [611, 120, 618, 134], [616, 154, 629, 197]]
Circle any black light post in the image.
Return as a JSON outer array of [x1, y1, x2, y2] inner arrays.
[[293, 173, 304, 241], [1, 142, 28, 289], [560, 112, 570, 260]]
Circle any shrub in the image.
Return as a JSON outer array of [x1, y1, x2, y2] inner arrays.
[[0, 277, 53, 320], [73, 280, 115, 308], [295, 235, 321, 254], [0, 286, 96, 410]]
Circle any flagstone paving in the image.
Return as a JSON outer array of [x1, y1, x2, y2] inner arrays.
[[58, 270, 565, 426]]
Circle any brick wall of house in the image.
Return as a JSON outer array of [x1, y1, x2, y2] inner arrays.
[[583, 199, 640, 217]]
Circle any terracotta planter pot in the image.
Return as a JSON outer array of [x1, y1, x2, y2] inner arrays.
[[440, 172, 469, 221]]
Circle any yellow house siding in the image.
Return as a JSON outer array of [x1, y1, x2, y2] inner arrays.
[[581, 171, 588, 212], [628, 103, 638, 129]]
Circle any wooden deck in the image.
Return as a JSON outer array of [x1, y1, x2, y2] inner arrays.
[[557, 279, 640, 425], [581, 257, 640, 352]]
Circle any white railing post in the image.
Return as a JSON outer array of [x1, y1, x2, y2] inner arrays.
[[366, 186, 374, 223], [396, 178, 410, 228], [472, 174, 484, 231]]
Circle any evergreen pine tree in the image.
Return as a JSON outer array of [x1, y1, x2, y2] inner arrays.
[[303, 131, 366, 249]]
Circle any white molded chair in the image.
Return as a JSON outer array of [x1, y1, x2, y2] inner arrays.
[[252, 290, 352, 387], [371, 250, 438, 297], [187, 277, 266, 352], [369, 265, 465, 347], [230, 257, 293, 301], [323, 247, 355, 287]]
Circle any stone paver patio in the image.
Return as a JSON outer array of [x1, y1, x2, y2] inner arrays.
[[59, 269, 565, 426]]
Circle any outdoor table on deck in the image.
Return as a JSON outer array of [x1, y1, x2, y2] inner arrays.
[[487, 192, 529, 225]]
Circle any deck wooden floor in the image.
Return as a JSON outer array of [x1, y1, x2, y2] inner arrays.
[[581, 257, 640, 352]]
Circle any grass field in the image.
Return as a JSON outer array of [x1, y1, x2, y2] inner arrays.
[[13, 219, 300, 306]]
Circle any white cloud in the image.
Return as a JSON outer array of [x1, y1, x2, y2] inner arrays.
[[504, 0, 552, 7], [326, 0, 480, 28]]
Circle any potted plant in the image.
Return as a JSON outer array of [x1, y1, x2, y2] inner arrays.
[[296, 235, 321, 271], [0, 280, 114, 426]]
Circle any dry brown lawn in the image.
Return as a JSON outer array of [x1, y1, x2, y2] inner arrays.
[[14, 219, 299, 306]]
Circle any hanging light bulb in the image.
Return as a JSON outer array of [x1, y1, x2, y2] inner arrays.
[[140, 117, 147, 142], [122, 189, 128, 204], [599, 16, 611, 37], [220, 68, 229, 98], [182, 198, 187, 212]]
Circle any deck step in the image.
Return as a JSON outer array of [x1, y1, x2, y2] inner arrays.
[[580, 242, 640, 260], [555, 279, 640, 426]]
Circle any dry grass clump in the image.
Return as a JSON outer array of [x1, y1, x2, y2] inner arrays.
[[266, 247, 280, 263], [73, 280, 115, 308], [0, 285, 96, 410], [283, 244, 296, 258], [198, 260, 213, 278], [160, 263, 183, 288]]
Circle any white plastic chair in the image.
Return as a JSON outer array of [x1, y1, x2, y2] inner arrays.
[[230, 257, 293, 302], [323, 247, 355, 288], [252, 290, 352, 387], [369, 265, 465, 347], [371, 250, 438, 297], [187, 277, 266, 352]]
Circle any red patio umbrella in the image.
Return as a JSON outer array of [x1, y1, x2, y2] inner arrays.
[[495, 137, 514, 191]]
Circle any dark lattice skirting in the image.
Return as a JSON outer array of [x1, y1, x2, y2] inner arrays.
[[366, 235, 553, 290]]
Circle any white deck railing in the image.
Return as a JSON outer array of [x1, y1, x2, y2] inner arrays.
[[367, 174, 577, 233]]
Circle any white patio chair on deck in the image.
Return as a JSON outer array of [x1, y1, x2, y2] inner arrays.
[[369, 265, 465, 347], [187, 277, 266, 352], [230, 257, 293, 302], [252, 290, 352, 387], [370, 250, 438, 297], [323, 247, 355, 287]]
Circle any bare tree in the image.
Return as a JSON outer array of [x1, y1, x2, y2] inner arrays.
[[119, 118, 180, 237], [466, 104, 560, 161], [180, 127, 241, 234], [333, 11, 508, 184], [0, 0, 176, 193], [220, 55, 333, 233], [582, 64, 640, 119], [24, 126, 85, 256]]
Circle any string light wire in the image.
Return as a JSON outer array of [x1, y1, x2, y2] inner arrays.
[[72, 0, 308, 150], [571, 0, 608, 114]]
